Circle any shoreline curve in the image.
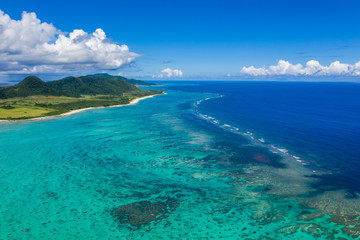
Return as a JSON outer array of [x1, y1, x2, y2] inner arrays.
[[0, 93, 165, 123]]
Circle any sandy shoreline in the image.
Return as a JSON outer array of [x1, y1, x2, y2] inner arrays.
[[0, 93, 164, 123]]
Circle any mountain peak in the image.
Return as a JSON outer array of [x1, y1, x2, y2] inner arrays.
[[17, 76, 45, 88]]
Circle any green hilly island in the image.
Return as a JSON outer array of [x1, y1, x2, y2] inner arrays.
[[85, 73, 158, 86], [0, 74, 163, 120]]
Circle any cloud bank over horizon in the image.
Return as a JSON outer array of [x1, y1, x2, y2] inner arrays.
[[241, 60, 360, 76], [152, 68, 183, 78], [0, 10, 139, 74]]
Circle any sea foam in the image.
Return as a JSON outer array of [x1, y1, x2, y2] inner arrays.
[[193, 96, 309, 166]]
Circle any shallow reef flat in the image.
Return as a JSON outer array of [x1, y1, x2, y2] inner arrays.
[[0, 89, 359, 239]]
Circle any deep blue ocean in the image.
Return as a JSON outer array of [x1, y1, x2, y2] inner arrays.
[[164, 81, 360, 194]]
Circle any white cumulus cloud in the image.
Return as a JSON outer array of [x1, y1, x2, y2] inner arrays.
[[155, 68, 183, 78], [0, 10, 139, 74], [241, 60, 360, 76]]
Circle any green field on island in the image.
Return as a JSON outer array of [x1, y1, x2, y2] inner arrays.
[[0, 74, 162, 120]]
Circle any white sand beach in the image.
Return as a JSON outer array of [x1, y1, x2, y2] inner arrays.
[[0, 93, 164, 123]]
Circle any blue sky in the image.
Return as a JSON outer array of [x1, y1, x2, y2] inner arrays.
[[0, 0, 360, 81]]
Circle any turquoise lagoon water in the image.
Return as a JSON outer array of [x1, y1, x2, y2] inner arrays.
[[0, 84, 358, 239]]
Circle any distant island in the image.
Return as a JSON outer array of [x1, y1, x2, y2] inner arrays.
[[0, 74, 163, 120]]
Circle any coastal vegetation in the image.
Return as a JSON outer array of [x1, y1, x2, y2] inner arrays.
[[85, 73, 157, 86], [0, 74, 163, 120]]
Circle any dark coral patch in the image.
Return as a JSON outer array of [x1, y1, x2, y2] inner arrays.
[[112, 197, 179, 228], [329, 215, 360, 237], [215, 142, 285, 168], [253, 153, 271, 164]]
